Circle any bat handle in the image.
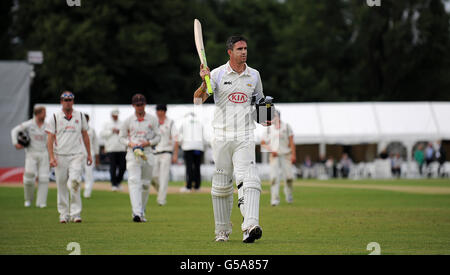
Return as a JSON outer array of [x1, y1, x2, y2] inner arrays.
[[205, 75, 213, 95]]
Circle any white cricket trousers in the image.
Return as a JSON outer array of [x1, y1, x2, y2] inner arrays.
[[55, 154, 84, 220], [83, 160, 94, 198], [126, 151, 154, 218], [270, 154, 294, 205], [211, 137, 261, 234], [152, 153, 172, 205], [23, 151, 50, 207]]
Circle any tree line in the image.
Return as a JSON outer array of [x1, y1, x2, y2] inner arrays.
[[2, 0, 450, 105]]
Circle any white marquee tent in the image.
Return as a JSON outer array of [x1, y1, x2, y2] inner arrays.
[[33, 101, 450, 180], [40, 101, 450, 149]]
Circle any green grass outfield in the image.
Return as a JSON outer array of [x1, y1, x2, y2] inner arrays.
[[1, 179, 450, 255]]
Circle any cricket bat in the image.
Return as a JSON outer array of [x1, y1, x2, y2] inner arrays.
[[194, 19, 213, 95]]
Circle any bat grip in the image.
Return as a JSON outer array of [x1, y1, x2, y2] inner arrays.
[[205, 75, 213, 95]]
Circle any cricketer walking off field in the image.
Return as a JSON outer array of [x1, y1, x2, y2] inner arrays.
[[194, 36, 270, 243], [46, 91, 92, 223], [151, 104, 179, 206], [119, 94, 161, 222], [261, 110, 296, 206], [10, 106, 49, 208], [83, 114, 100, 199]]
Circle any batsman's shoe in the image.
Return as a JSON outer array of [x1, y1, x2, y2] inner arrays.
[[71, 216, 82, 223], [215, 231, 230, 242], [60, 217, 69, 224], [24, 200, 31, 208], [243, 225, 262, 243], [133, 215, 142, 222]]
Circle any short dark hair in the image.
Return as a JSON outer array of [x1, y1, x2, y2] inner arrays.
[[156, 104, 167, 112], [132, 93, 146, 105], [226, 35, 247, 51]]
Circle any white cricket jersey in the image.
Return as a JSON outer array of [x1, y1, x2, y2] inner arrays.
[[11, 118, 48, 153], [100, 119, 126, 152], [46, 110, 89, 155], [179, 114, 205, 151], [262, 121, 293, 155], [209, 62, 264, 139], [119, 112, 161, 154], [154, 117, 178, 153]]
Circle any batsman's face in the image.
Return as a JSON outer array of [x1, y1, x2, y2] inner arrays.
[[229, 41, 247, 64]]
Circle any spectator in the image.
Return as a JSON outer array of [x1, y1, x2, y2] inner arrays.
[[425, 142, 435, 166], [435, 140, 447, 177], [340, 153, 353, 178], [414, 144, 425, 176], [391, 153, 402, 178], [325, 156, 337, 178], [425, 142, 435, 178], [303, 155, 313, 168]]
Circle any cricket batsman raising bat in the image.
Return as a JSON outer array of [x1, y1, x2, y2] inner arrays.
[[193, 30, 276, 243], [194, 19, 213, 95]]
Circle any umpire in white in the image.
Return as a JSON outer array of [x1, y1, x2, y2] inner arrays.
[[11, 105, 49, 208], [46, 91, 92, 223]]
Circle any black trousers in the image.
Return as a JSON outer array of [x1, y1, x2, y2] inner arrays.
[[108, 152, 126, 187], [184, 150, 203, 189]]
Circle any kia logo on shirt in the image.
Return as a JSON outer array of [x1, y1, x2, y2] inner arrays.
[[228, 92, 248, 103]]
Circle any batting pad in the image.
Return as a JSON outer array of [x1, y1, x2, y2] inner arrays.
[[211, 169, 233, 197], [212, 194, 233, 235]]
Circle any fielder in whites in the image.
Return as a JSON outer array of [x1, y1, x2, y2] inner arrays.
[[194, 35, 274, 243], [151, 104, 179, 206], [83, 114, 100, 198], [46, 91, 92, 223], [119, 94, 161, 222], [10, 105, 49, 208], [261, 110, 296, 206]]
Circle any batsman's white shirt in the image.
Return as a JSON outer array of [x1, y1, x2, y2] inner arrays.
[[210, 62, 264, 140], [119, 112, 161, 155], [154, 117, 177, 153], [11, 118, 48, 153], [261, 121, 294, 155], [46, 110, 89, 155]]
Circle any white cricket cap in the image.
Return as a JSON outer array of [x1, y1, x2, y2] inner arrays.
[[111, 108, 119, 115]]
